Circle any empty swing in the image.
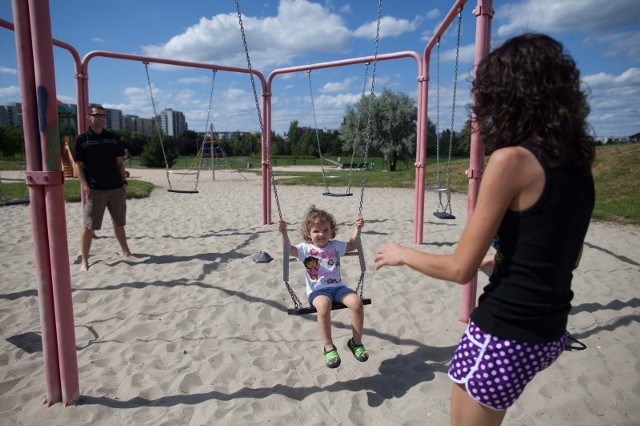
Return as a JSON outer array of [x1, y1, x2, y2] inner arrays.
[[144, 62, 212, 194], [235, 0, 379, 315], [307, 62, 376, 197], [432, 9, 462, 220], [306, 69, 352, 197]]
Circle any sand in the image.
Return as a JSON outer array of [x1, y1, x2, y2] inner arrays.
[[1, 167, 638, 425]]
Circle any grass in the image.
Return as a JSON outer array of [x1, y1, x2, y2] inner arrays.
[[590, 144, 640, 224], [1, 144, 638, 225], [0, 174, 154, 203]]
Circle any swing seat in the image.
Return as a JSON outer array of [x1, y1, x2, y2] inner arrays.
[[167, 189, 199, 194], [322, 192, 353, 197], [288, 298, 371, 315], [433, 211, 456, 220]]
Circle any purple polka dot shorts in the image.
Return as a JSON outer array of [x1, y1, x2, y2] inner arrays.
[[448, 321, 566, 410]]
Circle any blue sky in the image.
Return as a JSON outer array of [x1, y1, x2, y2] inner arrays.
[[1, 0, 639, 138]]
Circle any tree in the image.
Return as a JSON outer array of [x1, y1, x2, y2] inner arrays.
[[340, 89, 417, 171], [456, 119, 473, 156], [140, 133, 178, 168], [178, 130, 199, 157], [0, 126, 24, 158]]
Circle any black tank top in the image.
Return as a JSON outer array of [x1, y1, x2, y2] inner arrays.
[[470, 141, 595, 343]]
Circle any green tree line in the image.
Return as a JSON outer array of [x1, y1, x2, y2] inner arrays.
[[5, 89, 624, 170]]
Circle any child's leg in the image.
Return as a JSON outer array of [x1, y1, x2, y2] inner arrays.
[[341, 292, 364, 344], [312, 295, 334, 350]]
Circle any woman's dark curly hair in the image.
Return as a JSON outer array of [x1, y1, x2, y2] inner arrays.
[[472, 33, 595, 172]]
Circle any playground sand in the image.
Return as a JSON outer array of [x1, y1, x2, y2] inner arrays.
[[0, 168, 639, 425]]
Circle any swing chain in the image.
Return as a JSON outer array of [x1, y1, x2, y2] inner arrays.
[[357, 0, 382, 218], [144, 61, 172, 190], [434, 39, 445, 208], [284, 281, 304, 311], [235, 0, 283, 221], [307, 70, 331, 194], [345, 62, 371, 192], [194, 69, 218, 191], [443, 8, 463, 214]]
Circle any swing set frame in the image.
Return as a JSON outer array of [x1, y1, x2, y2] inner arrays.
[[2, 0, 493, 405]]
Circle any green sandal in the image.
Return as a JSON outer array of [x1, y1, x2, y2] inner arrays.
[[347, 338, 369, 362], [323, 347, 341, 368]]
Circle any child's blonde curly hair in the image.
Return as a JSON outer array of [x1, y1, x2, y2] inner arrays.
[[300, 205, 338, 242]]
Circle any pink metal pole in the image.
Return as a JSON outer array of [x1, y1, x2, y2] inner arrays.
[[10, 0, 62, 405], [460, 0, 493, 323], [415, 0, 468, 244], [28, 0, 79, 404], [413, 64, 426, 244], [262, 88, 272, 224]]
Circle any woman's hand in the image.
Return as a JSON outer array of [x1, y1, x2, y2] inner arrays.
[[374, 241, 405, 270]]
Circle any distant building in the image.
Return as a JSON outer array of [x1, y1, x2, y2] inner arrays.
[[104, 108, 123, 131], [156, 108, 188, 137], [0, 103, 188, 137], [0, 105, 8, 127], [123, 114, 155, 137], [0, 102, 23, 127]]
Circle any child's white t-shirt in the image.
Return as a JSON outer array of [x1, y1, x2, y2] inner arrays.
[[295, 240, 348, 296]]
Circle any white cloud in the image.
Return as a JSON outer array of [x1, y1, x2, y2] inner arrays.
[[426, 9, 440, 20], [0, 66, 17, 75], [585, 31, 640, 63], [177, 76, 211, 85], [583, 67, 640, 137], [0, 85, 20, 99], [353, 16, 417, 39], [321, 76, 358, 93], [142, 0, 350, 70], [495, 0, 640, 37]]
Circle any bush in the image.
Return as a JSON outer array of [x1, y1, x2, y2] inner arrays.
[[140, 134, 178, 168]]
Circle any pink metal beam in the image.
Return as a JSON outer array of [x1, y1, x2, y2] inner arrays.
[[79, 52, 268, 218], [459, 0, 494, 323], [1, 18, 85, 132], [263, 51, 423, 224], [80, 51, 267, 133], [9, 0, 60, 405], [415, 0, 469, 244], [11, 0, 79, 405], [28, 0, 78, 405]]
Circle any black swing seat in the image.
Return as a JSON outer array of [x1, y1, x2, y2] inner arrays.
[[288, 298, 371, 316], [167, 189, 199, 194], [433, 211, 455, 220], [322, 192, 353, 197]]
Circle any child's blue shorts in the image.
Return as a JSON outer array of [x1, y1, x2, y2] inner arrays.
[[308, 285, 355, 306]]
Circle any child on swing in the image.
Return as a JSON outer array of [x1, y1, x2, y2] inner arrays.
[[278, 205, 367, 368]]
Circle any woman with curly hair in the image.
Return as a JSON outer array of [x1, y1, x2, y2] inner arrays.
[[375, 33, 595, 425]]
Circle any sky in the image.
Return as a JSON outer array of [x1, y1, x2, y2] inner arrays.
[[1, 0, 639, 139]]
